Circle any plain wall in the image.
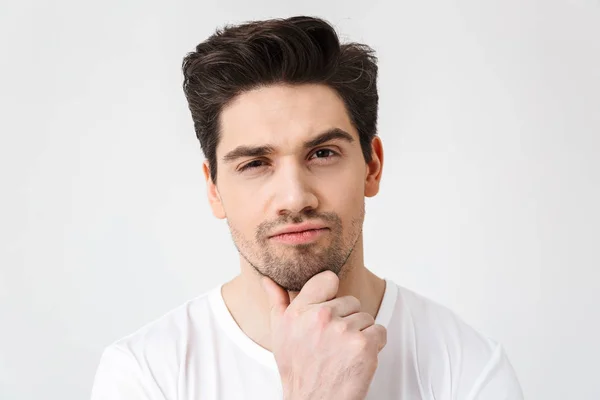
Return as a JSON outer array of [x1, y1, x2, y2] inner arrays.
[[1, 0, 599, 399]]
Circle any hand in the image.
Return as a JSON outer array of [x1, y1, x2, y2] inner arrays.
[[262, 270, 387, 400]]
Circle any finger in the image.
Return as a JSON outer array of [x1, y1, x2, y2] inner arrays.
[[361, 324, 387, 352], [340, 311, 375, 331], [324, 296, 361, 318], [261, 276, 290, 321], [292, 270, 339, 307]]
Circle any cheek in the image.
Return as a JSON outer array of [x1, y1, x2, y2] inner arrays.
[[323, 169, 365, 213], [220, 192, 263, 235], [331, 162, 365, 197], [228, 214, 262, 246], [220, 179, 261, 212]]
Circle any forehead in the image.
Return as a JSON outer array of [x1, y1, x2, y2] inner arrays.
[[217, 83, 357, 154]]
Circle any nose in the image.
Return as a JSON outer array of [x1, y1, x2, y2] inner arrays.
[[271, 159, 319, 217]]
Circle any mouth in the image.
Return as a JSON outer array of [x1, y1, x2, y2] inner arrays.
[[269, 228, 329, 245]]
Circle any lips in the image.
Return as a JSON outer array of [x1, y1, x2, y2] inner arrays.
[[269, 222, 328, 238], [269, 227, 329, 245]]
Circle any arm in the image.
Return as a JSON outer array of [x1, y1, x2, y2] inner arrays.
[[90, 345, 160, 400], [465, 345, 524, 400]]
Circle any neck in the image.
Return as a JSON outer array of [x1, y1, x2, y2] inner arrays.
[[220, 235, 386, 352]]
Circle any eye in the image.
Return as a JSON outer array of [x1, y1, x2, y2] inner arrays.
[[310, 148, 338, 160], [239, 159, 268, 172]]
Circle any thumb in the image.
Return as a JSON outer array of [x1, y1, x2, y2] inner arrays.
[[261, 276, 290, 321]]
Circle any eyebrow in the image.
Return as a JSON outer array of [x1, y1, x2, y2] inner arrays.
[[221, 128, 355, 164]]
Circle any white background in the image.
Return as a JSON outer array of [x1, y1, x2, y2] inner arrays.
[[1, 1, 599, 399]]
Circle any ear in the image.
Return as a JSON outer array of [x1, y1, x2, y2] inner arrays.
[[202, 160, 226, 219], [364, 136, 384, 198]]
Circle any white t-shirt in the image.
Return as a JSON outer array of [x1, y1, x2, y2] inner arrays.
[[90, 279, 523, 399]]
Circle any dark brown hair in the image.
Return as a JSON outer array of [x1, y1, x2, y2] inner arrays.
[[182, 16, 379, 184]]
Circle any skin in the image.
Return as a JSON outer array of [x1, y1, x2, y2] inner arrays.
[[202, 83, 387, 398]]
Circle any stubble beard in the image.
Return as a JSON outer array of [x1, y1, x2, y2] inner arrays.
[[228, 204, 365, 291]]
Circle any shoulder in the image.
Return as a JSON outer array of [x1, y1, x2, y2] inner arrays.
[[395, 284, 495, 356], [111, 288, 215, 356], [388, 283, 523, 399], [91, 288, 218, 400]]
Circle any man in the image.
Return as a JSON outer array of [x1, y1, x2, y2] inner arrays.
[[91, 16, 523, 399]]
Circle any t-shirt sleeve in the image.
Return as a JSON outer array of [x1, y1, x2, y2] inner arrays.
[[465, 344, 524, 400], [90, 344, 161, 400]]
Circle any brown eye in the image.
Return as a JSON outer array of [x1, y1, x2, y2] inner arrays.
[[239, 159, 267, 172], [310, 149, 338, 159]]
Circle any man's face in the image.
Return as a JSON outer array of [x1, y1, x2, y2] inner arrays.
[[207, 83, 372, 291]]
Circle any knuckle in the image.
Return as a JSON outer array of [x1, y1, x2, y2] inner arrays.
[[314, 306, 333, 325], [362, 312, 375, 325], [379, 325, 388, 344], [349, 334, 369, 352], [286, 307, 303, 320], [347, 296, 361, 311], [371, 324, 387, 348], [333, 320, 350, 334]]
